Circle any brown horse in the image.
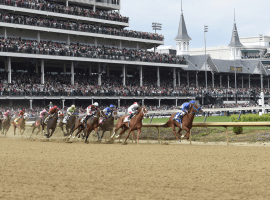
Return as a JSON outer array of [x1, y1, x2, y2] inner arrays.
[[98, 111, 118, 139], [12, 113, 29, 136], [30, 114, 48, 137], [59, 108, 79, 136], [162, 104, 202, 141], [72, 110, 104, 143], [111, 107, 148, 144], [2, 115, 11, 135], [41, 111, 58, 138]]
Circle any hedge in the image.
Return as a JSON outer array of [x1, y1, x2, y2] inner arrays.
[[230, 114, 270, 122]]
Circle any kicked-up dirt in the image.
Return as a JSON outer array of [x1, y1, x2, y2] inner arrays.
[[1, 136, 270, 200]]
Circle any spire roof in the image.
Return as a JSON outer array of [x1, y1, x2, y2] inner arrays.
[[228, 10, 243, 47], [175, 11, 191, 41]]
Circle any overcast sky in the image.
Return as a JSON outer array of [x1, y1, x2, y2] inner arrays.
[[121, 0, 270, 49]]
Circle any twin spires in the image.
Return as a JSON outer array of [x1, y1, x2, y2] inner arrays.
[[175, 3, 243, 59]]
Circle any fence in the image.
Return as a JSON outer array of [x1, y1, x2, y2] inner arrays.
[[142, 122, 270, 146]]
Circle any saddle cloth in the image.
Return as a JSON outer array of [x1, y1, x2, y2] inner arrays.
[[174, 112, 183, 128], [123, 116, 130, 123]]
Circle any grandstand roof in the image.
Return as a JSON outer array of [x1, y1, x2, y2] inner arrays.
[[184, 55, 219, 72], [175, 12, 191, 41], [183, 55, 269, 75]]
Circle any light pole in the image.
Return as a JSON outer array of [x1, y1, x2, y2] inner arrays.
[[259, 34, 264, 112], [152, 22, 162, 53], [259, 34, 263, 91], [204, 25, 208, 95], [233, 30, 237, 104]]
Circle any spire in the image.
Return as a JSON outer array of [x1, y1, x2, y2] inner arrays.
[[175, 1, 191, 41], [228, 10, 243, 47]]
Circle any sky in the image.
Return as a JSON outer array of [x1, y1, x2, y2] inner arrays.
[[121, 0, 270, 49]]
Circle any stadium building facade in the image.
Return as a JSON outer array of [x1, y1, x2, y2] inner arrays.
[[0, 0, 191, 109]]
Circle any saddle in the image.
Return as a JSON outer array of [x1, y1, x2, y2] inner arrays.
[[123, 116, 131, 123]]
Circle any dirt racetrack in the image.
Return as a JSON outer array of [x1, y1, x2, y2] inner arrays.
[[1, 130, 270, 199]]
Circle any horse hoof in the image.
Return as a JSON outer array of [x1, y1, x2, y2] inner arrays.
[[115, 135, 120, 139]]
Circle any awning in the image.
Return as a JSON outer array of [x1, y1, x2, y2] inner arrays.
[[241, 50, 260, 53]]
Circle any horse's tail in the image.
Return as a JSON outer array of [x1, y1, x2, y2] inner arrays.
[[161, 120, 170, 128]]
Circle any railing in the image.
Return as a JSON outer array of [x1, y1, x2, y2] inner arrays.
[[0, 48, 186, 65], [142, 122, 270, 145]]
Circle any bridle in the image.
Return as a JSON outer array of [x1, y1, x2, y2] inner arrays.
[[190, 105, 202, 115]]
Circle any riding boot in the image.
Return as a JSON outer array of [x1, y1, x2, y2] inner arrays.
[[128, 113, 133, 120]]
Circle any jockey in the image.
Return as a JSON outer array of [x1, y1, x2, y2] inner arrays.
[[3, 110, 10, 119], [173, 100, 195, 121], [80, 102, 99, 126], [67, 105, 76, 116], [101, 104, 114, 123], [128, 102, 139, 120], [39, 109, 47, 118], [44, 106, 58, 124], [14, 110, 25, 123], [63, 105, 76, 123]]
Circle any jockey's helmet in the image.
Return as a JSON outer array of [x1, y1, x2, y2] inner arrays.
[[7, 110, 10, 113], [110, 104, 114, 108], [94, 102, 99, 107], [133, 102, 138, 105], [53, 106, 58, 109], [43, 109, 46, 112], [71, 105, 75, 108], [190, 100, 195, 104]]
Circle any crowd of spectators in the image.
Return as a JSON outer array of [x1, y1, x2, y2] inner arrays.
[[0, 37, 185, 64], [0, 71, 269, 98], [0, 0, 129, 23], [0, 11, 164, 41]]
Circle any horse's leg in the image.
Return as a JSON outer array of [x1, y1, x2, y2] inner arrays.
[[182, 126, 190, 139], [172, 123, 181, 141], [101, 130, 105, 138], [74, 126, 84, 139], [70, 124, 80, 138], [111, 122, 122, 138], [131, 131, 137, 143], [124, 129, 132, 143], [13, 124, 16, 136], [50, 128, 56, 138], [85, 128, 92, 143], [95, 127, 101, 141], [117, 127, 128, 141], [137, 129, 142, 144]]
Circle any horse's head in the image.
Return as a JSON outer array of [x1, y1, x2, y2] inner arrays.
[[141, 106, 148, 115], [23, 113, 29, 121], [113, 111, 118, 120], [190, 104, 203, 115]]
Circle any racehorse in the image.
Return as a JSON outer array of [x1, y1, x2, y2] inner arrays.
[[41, 111, 58, 138], [98, 111, 118, 139], [30, 114, 48, 137], [59, 108, 79, 136], [2, 115, 11, 135], [12, 113, 29, 136], [111, 107, 148, 144], [162, 103, 202, 141], [71, 110, 104, 143]]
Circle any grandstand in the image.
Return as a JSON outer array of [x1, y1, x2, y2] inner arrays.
[[0, 1, 269, 111]]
